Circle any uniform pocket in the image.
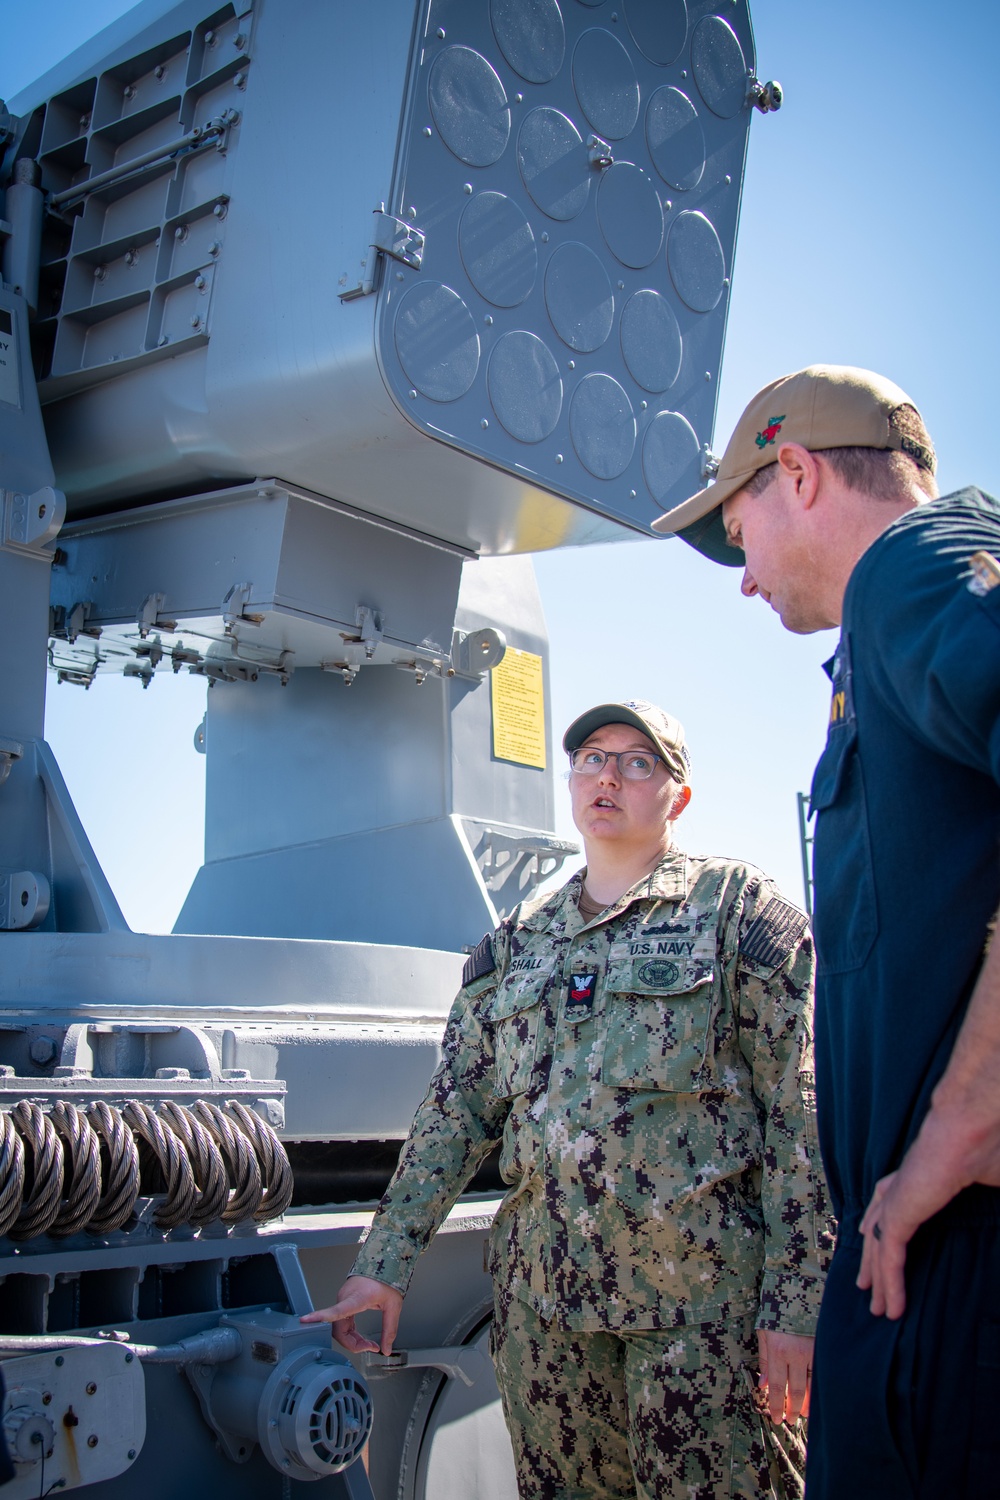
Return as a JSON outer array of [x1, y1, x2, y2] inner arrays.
[[489, 971, 551, 1098], [810, 724, 878, 975], [602, 957, 714, 1091]]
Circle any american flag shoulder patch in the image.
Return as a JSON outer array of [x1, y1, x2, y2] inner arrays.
[[741, 897, 809, 970], [462, 932, 496, 988]]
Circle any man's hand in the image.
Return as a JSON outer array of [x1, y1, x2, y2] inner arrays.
[[858, 927, 1000, 1320], [857, 1114, 1000, 1320], [756, 1329, 813, 1425], [300, 1275, 403, 1355]]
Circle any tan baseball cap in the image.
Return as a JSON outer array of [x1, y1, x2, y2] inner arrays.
[[563, 699, 691, 783], [651, 364, 935, 565]]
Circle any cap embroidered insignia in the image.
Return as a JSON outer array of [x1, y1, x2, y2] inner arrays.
[[754, 414, 786, 449]]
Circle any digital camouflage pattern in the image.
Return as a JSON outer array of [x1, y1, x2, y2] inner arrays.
[[353, 848, 834, 1335], [490, 1296, 807, 1500]]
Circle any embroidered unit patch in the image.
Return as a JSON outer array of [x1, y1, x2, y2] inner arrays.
[[741, 897, 809, 970], [754, 414, 786, 449], [462, 932, 496, 988], [638, 958, 680, 987]]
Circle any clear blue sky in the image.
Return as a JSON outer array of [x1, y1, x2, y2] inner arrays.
[[5, 1, 998, 931]]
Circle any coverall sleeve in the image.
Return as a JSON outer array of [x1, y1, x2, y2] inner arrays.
[[351, 969, 510, 1294], [733, 884, 836, 1335]]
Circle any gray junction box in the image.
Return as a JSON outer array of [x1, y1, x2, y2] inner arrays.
[[0, 2, 773, 1496]]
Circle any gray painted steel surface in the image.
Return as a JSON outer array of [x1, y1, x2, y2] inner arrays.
[[0, 1, 767, 1494], [11, 0, 755, 553]]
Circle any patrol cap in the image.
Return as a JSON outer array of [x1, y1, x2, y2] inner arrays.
[[562, 699, 691, 783], [651, 364, 935, 566]]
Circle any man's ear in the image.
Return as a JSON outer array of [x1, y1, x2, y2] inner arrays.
[[668, 784, 692, 821], [775, 442, 822, 509]]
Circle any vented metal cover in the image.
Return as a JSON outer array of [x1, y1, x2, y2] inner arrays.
[[376, 0, 755, 532]]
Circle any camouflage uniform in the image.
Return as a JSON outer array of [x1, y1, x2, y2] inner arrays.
[[353, 849, 833, 1498]]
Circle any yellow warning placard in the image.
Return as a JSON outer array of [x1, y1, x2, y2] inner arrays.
[[491, 648, 546, 770]]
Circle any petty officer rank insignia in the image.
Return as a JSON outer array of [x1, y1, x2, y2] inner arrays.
[[566, 972, 597, 1022]]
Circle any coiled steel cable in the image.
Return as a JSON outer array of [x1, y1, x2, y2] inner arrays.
[[0, 1111, 24, 1239], [123, 1100, 197, 1230], [9, 1102, 64, 1240], [189, 1100, 262, 1223], [49, 1101, 102, 1238], [86, 1101, 141, 1234], [0, 1096, 291, 1239], [224, 1100, 294, 1222], [158, 1101, 228, 1226]]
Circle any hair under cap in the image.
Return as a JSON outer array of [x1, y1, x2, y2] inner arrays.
[[563, 699, 691, 783]]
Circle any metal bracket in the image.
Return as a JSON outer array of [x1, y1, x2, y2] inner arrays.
[[354, 604, 383, 658], [340, 206, 426, 300], [1, 485, 65, 554], [124, 659, 155, 689], [478, 826, 578, 883], [700, 444, 720, 480], [0, 870, 51, 930], [222, 581, 263, 628], [137, 591, 177, 638], [451, 627, 506, 678], [0, 737, 23, 788]]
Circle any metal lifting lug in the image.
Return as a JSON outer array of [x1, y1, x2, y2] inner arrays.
[[748, 78, 783, 114], [452, 627, 507, 678]]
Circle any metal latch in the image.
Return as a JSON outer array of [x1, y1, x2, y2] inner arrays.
[[340, 206, 426, 300]]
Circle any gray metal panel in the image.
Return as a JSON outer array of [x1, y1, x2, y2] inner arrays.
[[177, 813, 499, 949], [14, 0, 755, 554], [376, 0, 755, 534], [1, 930, 463, 1017], [48, 483, 468, 674]]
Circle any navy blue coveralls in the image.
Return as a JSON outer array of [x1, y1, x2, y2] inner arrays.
[[804, 489, 1000, 1498]]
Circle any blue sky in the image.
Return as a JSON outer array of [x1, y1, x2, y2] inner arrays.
[[5, 1, 998, 931]]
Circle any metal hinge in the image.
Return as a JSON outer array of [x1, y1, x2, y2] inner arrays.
[[340, 206, 426, 300]]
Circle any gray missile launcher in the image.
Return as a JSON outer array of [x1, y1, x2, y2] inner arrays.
[[0, 1, 775, 1494]]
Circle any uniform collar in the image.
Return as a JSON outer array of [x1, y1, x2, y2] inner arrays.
[[518, 846, 690, 932]]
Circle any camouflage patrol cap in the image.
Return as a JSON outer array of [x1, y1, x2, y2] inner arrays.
[[651, 364, 936, 566], [563, 700, 691, 783]]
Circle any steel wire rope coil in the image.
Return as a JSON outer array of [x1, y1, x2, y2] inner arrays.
[[0, 1110, 25, 1238], [122, 1100, 196, 1229], [190, 1100, 262, 1222], [9, 1102, 64, 1239], [157, 1101, 228, 1226], [224, 1100, 293, 1222], [48, 1101, 102, 1238], [85, 1101, 140, 1233]]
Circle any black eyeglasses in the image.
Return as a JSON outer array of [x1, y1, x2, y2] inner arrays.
[[568, 748, 663, 781]]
